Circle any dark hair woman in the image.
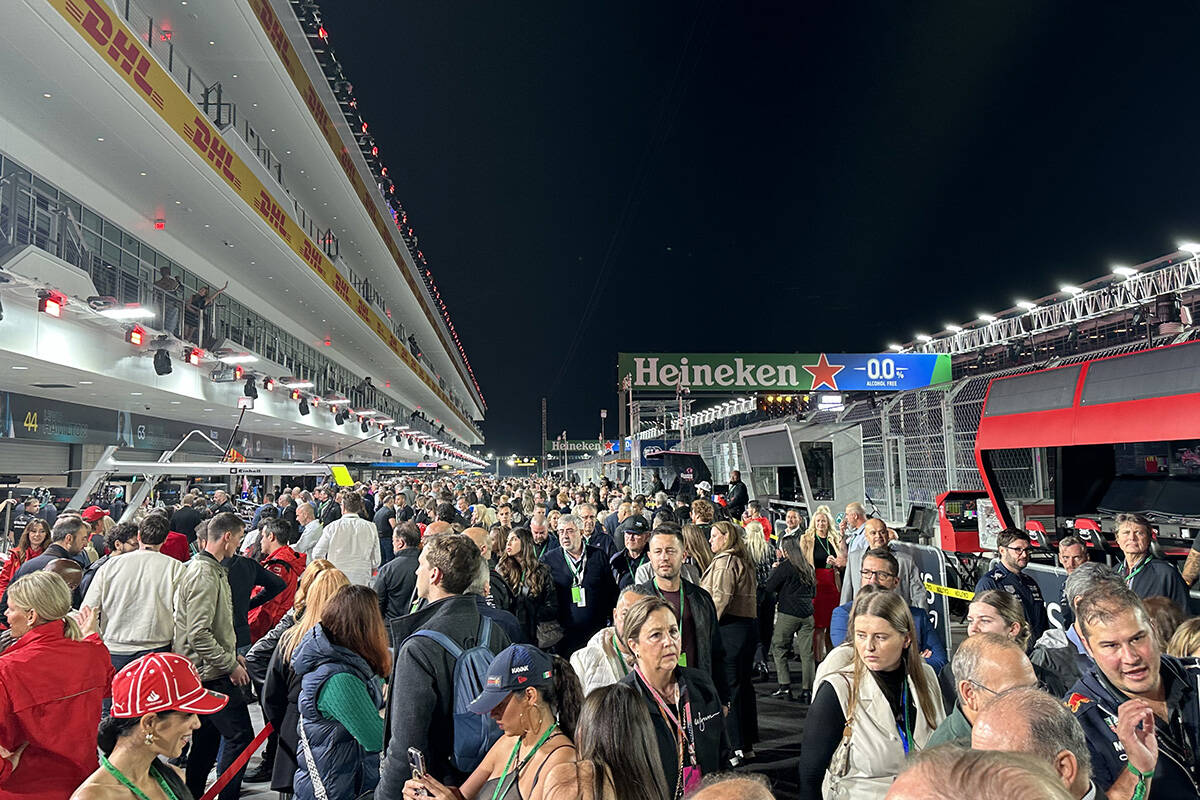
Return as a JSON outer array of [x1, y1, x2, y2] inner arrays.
[[72, 652, 228, 799], [0, 518, 49, 598], [498, 528, 558, 645], [619, 596, 727, 800], [542, 682, 670, 800], [403, 644, 582, 800], [292, 584, 391, 800], [765, 534, 817, 702]]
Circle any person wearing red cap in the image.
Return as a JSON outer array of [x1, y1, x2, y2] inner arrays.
[[0, 571, 113, 799], [71, 652, 228, 800]]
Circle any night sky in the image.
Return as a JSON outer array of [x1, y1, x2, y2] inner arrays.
[[320, 1, 1200, 456]]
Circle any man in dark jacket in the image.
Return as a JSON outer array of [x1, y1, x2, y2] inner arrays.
[[315, 486, 341, 527], [1113, 512, 1190, 612], [974, 528, 1050, 643], [1067, 582, 1200, 799], [373, 521, 421, 621], [610, 515, 651, 590], [541, 514, 617, 656], [1030, 562, 1120, 697], [377, 533, 511, 793], [725, 470, 749, 520], [170, 496, 204, 544], [635, 528, 730, 703]]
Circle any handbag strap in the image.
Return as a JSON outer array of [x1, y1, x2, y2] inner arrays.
[[298, 716, 329, 800], [837, 673, 854, 743]]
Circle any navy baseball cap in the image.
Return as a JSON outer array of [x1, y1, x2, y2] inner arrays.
[[467, 644, 554, 714]]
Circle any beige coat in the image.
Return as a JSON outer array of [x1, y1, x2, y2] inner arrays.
[[700, 550, 756, 619], [819, 659, 945, 800]]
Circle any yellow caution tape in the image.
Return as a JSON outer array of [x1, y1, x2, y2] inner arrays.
[[924, 581, 975, 601]]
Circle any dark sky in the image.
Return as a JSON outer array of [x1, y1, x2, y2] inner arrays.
[[321, 1, 1200, 456]]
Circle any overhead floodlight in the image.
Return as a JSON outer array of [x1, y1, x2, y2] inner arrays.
[[1111, 265, 1137, 278], [945, 324, 962, 333], [1178, 241, 1200, 255], [282, 379, 315, 389], [100, 304, 157, 320], [218, 354, 259, 364], [887, 344, 904, 352], [978, 314, 997, 323], [1060, 285, 1083, 295], [915, 333, 932, 342], [1016, 300, 1037, 310]]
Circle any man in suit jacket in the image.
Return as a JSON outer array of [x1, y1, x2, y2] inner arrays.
[[841, 518, 926, 609]]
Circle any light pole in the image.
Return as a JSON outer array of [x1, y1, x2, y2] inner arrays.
[[487, 452, 495, 478]]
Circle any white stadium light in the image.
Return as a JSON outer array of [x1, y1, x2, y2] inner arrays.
[[977, 314, 996, 323], [915, 333, 932, 342], [1016, 300, 1037, 310], [1178, 241, 1200, 255], [887, 343, 904, 352], [1112, 265, 1136, 278], [945, 324, 962, 333]]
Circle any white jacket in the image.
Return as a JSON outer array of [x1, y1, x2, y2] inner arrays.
[[82, 549, 185, 654], [569, 626, 633, 696], [312, 514, 380, 586], [819, 657, 945, 800]]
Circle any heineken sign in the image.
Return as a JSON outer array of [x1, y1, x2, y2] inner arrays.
[[618, 353, 952, 392], [546, 439, 622, 453]]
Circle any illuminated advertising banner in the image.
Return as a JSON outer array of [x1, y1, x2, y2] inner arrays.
[[618, 353, 952, 392], [43, 0, 474, 431], [545, 439, 620, 453]]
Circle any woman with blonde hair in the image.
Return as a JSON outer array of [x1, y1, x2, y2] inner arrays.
[[741, 520, 775, 683], [966, 589, 1031, 651], [0, 571, 113, 798], [681, 524, 713, 574], [700, 521, 759, 763], [798, 589, 944, 799], [260, 566, 350, 794], [1168, 616, 1200, 658], [801, 504, 845, 663]]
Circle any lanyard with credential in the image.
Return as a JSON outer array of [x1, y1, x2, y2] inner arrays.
[[491, 722, 559, 800], [1124, 555, 1153, 586], [896, 682, 912, 755], [635, 666, 697, 769]]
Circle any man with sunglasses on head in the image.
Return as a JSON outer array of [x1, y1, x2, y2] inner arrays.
[[975, 528, 1050, 643]]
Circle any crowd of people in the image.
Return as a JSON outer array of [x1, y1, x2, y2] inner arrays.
[[0, 472, 1197, 799]]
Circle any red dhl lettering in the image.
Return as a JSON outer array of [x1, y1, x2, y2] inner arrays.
[[300, 240, 324, 273], [255, 191, 290, 241], [186, 117, 240, 188], [302, 85, 333, 135], [331, 274, 352, 301], [354, 299, 370, 320], [253, 0, 294, 71], [73, 0, 113, 47]]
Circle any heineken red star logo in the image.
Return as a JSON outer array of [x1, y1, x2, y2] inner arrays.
[[802, 353, 845, 390]]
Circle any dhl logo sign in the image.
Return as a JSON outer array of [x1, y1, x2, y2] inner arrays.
[[44, 0, 474, 432], [244, 0, 477, 403]]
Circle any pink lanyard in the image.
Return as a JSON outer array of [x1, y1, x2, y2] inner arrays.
[[634, 667, 697, 767]]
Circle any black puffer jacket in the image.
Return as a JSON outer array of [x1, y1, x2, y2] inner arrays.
[[763, 559, 815, 619]]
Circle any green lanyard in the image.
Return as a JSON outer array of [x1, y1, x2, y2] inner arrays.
[[612, 634, 630, 673], [491, 723, 559, 800], [626, 553, 646, 585], [653, 579, 688, 667], [535, 542, 548, 560], [1124, 555, 1152, 586], [100, 755, 179, 800], [563, 549, 587, 585]]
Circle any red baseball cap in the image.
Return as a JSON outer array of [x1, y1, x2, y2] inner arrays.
[[80, 506, 110, 523], [111, 652, 228, 718]]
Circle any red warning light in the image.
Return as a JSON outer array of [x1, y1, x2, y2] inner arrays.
[[38, 292, 64, 317], [126, 326, 145, 346], [186, 348, 202, 366], [233, 365, 244, 380], [291, 389, 301, 400], [154, 218, 166, 230]]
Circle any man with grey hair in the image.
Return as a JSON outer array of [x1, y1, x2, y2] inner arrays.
[[692, 772, 776, 800], [1030, 562, 1122, 696], [542, 513, 617, 655], [574, 502, 616, 558], [927, 633, 1039, 747], [972, 687, 1097, 800], [842, 501, 869, 552]]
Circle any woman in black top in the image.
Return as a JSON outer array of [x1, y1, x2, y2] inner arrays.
[[618, 596, 727, 800], [764, 535, 817, 701], [498, 528, 558, 645]]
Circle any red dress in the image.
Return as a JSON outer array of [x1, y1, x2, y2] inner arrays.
[[811, 534, 840, 628], [0, 623, 114, 799]]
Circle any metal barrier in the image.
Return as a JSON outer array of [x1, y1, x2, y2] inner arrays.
[[903, 542, 953, 651]]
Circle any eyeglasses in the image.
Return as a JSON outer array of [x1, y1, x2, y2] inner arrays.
[[860, 569, 897, 580], [1002, 545, 1031, 554], [968, 679, 1045, 696]]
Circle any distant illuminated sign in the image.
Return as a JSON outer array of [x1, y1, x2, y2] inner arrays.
[[619, 353, 952, 392]]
